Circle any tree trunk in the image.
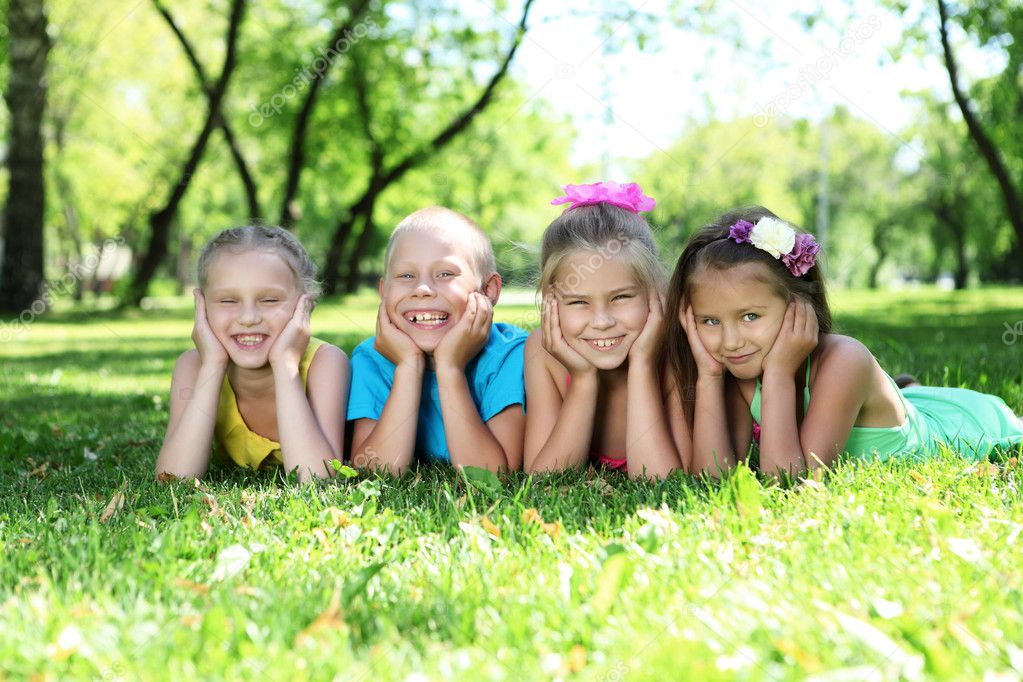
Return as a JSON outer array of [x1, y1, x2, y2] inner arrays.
[[321, 0, 536, 294], [937, 0, 1023, 267], [342, 199, 377, 294], [0, 0, 51, 314], [124, 0, 246, 306], [278, 0, 373, 229], [151, 1, 261, 221]]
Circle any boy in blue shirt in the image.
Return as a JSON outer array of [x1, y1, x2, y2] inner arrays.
[[348, 207, 527, 474]]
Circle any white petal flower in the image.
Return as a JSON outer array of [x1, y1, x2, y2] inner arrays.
[[750, 217, 796, 258]]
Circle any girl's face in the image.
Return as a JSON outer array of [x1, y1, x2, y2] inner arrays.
[[685, 263, 790, 380], [203, 249, 301, 369], [552, 251, 650, 371]]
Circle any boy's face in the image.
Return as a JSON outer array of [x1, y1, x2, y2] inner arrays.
[[381, 228, 492, 355]]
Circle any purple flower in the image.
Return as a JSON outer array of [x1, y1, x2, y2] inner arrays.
[[781, 233, 820, 276], [728, 220, 755, 244], [551, 181, 656, 213]]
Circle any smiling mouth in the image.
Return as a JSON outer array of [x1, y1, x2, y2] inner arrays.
[[725, 351, 756, 364], [404, 311, 451, 329], [584, 336, 625, 351], [232, 334, 268, 350]]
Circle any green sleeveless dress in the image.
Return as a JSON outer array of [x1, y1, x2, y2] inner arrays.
[[750, 360, 1023, 461]]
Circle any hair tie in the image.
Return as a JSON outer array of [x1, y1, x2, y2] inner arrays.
[[729, 217, 820, 276], [551, 181, 655, 214]]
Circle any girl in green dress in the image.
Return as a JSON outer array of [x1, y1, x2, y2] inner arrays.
[[663, 206, 1023, 477]]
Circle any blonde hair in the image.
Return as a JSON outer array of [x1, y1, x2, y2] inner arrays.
[[384, 207, 496, 285], [539, 203, 665, 295], [197, 225, 321, 299]]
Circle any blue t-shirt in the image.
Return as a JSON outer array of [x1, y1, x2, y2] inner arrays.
[[347, 322, 528, 463]]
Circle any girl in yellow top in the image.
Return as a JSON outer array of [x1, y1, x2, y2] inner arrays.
[[156, 226, 350, 482]]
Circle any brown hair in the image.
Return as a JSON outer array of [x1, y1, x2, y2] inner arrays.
[[197, 225, 321, 299], [538, 203, 665, 296], [664, 206, 832, 426]]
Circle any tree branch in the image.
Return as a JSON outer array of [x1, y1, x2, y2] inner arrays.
[[937, 0, 1023, 248], [323, 0, 537, 294], [152, 0, 260, 219], [278, 0, 374, 228], [126, 0, 246, 305]]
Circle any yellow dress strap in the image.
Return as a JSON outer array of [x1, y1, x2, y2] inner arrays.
[[214, 337, 327, 469]]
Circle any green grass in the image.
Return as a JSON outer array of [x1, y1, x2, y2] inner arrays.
[[1, 287, 1022, 680]]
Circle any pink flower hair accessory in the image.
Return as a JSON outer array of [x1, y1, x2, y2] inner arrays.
[[729, 217, 820, 276], [551, 181, 656, 213]]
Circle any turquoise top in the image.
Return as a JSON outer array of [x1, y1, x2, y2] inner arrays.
[[751, 358, 1022, 461]]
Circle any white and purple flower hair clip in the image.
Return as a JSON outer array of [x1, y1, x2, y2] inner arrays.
[[551, 181, 656, 214], [728, 217, 820, 277]]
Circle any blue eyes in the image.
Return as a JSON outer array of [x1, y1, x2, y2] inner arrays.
[[701, 314, 760, 325], [396, 272, 455, 280]]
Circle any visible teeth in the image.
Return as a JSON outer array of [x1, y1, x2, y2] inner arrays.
[[410, 313, 448, 323], [593, 338, 617, 348], [236, 335, 264, 345]]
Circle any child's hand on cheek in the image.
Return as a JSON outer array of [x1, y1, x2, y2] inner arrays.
[[192, 289, 229, 368], [762, 299, 818, 376], [542, 293, 595, 378], [628, 289, 665, 366], [269, 294, 312, 371], [681, 305, 724, 378], [374, 300, 424, 369], [434, 292, 492, 372]]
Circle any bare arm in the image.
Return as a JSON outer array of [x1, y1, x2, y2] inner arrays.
[[274, 344, 349, 482], [155, 350, 225, 480], [522, 330, 599, 472], [761, 338, 874, 475], [437, 366, 524, 471], [155, 290, 229, 480], [433, 293, 524, 471], [350, 300, 430, 476], [349, 359, 423, 476], [624, 291, 683, 479], [681, 305, 737, 477]]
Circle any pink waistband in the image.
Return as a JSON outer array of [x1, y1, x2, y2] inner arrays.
[[597, 454, 628, 472]]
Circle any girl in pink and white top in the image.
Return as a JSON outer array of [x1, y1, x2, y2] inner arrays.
[[523, 182, 688, 479]]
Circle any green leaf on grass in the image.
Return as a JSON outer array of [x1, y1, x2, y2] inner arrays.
[[462, 466, 502, 498], [590, 552, 633, 619], [332, 462, 358, 479], [342, 562, 387, 606]]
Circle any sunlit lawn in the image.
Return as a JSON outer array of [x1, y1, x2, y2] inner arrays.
[[1, 287, 1022, 680]]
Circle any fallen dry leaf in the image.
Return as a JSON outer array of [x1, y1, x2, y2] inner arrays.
[[326, 507, 351, 528], [99, 491, 125, 524], [156, 472, 179, 484], [521, 508, 542, 525], [481, 515, 501, 538], [311, 528, 329, 547], [568, 645, 587, 672], [173, 578, 211, 595], [294, 588, 345, 647]]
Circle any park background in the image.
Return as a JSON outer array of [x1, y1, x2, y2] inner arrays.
[[1, 0, 1023, 680]]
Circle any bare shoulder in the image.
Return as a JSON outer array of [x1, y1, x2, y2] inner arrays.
[[173, 349, 201, 375], [813, 334, 877, 382], [524, 329, 566, 383], [309, 342, 349, 369]]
